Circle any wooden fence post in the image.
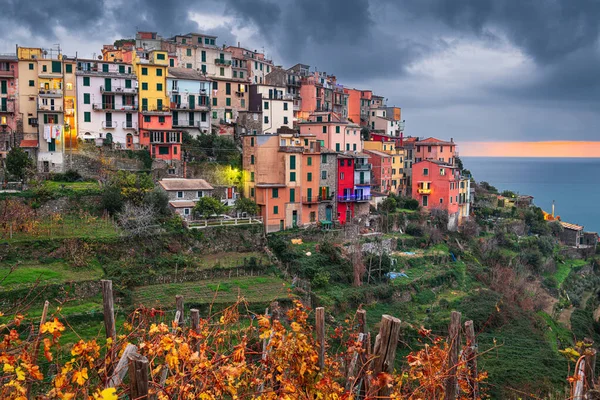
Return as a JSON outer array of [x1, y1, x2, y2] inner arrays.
[[585, 349, 597, 392], [175, 295, 184, 326], [316, 307, 325, 370], [464, 320, 479, 399], [356, 308, 367, 334], [128, 353, 149, 399], [101, 280, 116, 340], [373, 314, 401, 397], [445, 311, 462, 400], [107, 343, 138, 388]]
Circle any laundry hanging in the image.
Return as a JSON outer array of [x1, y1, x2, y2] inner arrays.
[[44, 125, 52, 143]]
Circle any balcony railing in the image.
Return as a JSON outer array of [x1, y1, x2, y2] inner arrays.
[[417, 188, 432, 194], [214, 59, 232, 66], [171, 102, 210, 110], [172, 120, 205, 128], [142, 107, 171, 115], [100, 85, 137, 94], [279, 146, 304, 153], [337, 194, 372, 202], [318, 194, 334, 202], [355, 180, 371, 186], [354, 163, 371, 171], [102, 121, 117, 129], [0, 69, 15, 77], [37, 104, 63, 112], [38, 89, 63, 97], [302, 196, 319, 204], [122, 121, 138, 130]]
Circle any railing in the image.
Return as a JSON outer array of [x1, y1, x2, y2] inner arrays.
[[94, 103, 138, 112], [319, 194, 334, 202], [337, 194, 372, 202], [172, 120, 205, 128], [102, 121, 117, 129], [188, 216, 263, 229], [355, 163, 371, 171], [171, 102, 210, 110], [37, 104, 63, 112], [268, 93, 294, 101], [122, 121, 138, 129], [278, 146, 304, 153], [0, 69, 15, 77], [38, 89, 63, 97], [214, 59, 232, 66], [355, 180, 371, 186], [142, 107, 171, 114], [417, 188, 432, 194], [302, 196, 318, 204], [100, 85, 137, 94]]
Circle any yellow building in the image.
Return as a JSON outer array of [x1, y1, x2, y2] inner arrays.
[[133, 50, 169, 113], [63, 57, 77, 150], [363, 140, 405, 194]]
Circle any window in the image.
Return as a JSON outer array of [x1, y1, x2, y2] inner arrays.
[[264, 116, 269, 124], [322, 126, 327, 134], [321, 154, 327, 164], [335, 143, 340, 151], [307, 172, 312, 182], [290, 188, 295, 202], [220, 67, 224, 76], [66, 64, 72, 73], [144, 116, 151, 123], [212, 111, 217, 119], [212, 98, 217, 106], [226, 83, 231, 95], [240, 71, 244, 79], [273, 206, 279, 215], [250, 155, 255, 164], [84, 112, 91, 122], [141, 82, 148, 90], [170, 59, 175, 67], [28, 79, 35, 87], [186, 63, 192, 69], [29, 63, 34, 70], [83, 93, 90, 104], [272, 188, 279, 198], [241, 99, 246, 108], [283, 102, 288, 111], [205, 38, 209, 44], [346, 144, 350, 151], [186, 48, 192, 56], [335, 126, 340, 133], [233, 71, 237, 78], [440, 168, 445, 176], [125, 79, 132, 89], [310, 211, 316, 222], [250, 172, 254, 182], [157, 83, 163, 91], [201, 51, 206, 62], [226, 98, 231, 106], [449, 196, 453, 204], [156, 53, 166, 60], [283, 117, 288, 124], [158, 116, 165, 123], [201, 112, 207, 122], [250, 188, 255, 197], [184, 208, 190, 216], [250, 137, 255, 147], [290, 172, 296, 182], [321, 171, 327, 179], [423, 168, 429, 176], [307, 157, 312, 166], [83, 77, 90, 86], [177, 191, 184, 198], [290, 155, 296, 169], [340, 172, 345, 180], [142, 67, 148, 76], [353, 144, 357, 151], [264, 101, 269, 110], [423, 196, 428, 207], [156, 68, 163, 76]]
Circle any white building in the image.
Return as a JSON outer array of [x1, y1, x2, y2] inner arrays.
[[249, 84, 293, 134], [368, 108, 403, 137], [76, 59, 139, 149], [167, 68, 212, 137]]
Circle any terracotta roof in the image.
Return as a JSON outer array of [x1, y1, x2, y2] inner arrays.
[[20, 140, 39, 148], [364, 149, 392, 158], [159, 179, 214, 191], [415, 137, 454, 145], [560, 221, 584, 231], [413, 159, 456, 168], [169, 201, 196, 208]]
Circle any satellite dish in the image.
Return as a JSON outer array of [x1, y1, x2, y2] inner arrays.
[[98, 55, 102, 60]]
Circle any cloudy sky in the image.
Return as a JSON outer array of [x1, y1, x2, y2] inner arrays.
[[2, 0, 600, 147]]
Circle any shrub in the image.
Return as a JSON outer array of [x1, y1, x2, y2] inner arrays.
[[101, 185, 124, 214], [193, 196, 228, 219], [406, 223, 424, 237]]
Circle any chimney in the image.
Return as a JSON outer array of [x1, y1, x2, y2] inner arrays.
[[400, 131, 404, 147], [450, 137, 454, 143], [238, 41, 240, 47]]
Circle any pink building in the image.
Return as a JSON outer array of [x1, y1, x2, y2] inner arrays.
[[414, 137, 456, 166], [364, 149, 392, 193], [0, 54, 18, 157], [298, 112, 362, 153], [412, 160, 460, 228]]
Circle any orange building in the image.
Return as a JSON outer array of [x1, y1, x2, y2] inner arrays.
[[414, 137, 457, 165], [242, 132, 323, 232], [298, 111, 362, 153], [364, 149, 392, 193]]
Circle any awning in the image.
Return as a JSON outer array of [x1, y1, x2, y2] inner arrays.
[[169, 201, 196, 208], [20, 140, 39, 148]]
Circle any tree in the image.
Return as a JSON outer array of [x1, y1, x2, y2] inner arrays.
[[5, 147, 33, 181], [234, 197, 259, 216], [379, 197, 397, 213], [143, 187, 170, 216], [194, 196, 228, 219], [117, 203, 158, 236], [101, 185, 124, 214]]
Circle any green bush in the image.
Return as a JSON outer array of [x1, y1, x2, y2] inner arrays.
[[406, 223, 424, 237]]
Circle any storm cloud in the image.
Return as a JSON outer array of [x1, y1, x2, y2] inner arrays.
[[2, 0, 600, 142]]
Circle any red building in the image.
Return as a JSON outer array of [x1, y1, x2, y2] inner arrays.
[[412, 160, 460, 216], [337, 154, 355, 224], [139, 113, 182, 161], [365, 149, 392, 193]]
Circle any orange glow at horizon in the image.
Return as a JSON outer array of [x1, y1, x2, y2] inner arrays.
[[460, 141, 600, 158]]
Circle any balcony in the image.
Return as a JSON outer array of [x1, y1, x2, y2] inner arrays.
[[171, 102, 210, 111], [318, 194, 334, 202], [302, 196, 318, 204], [355, 180, 371, 186], [93, 103, 138, 112], [38, 104, 63, 112], [278, 146, 304, 153], [354, 163, 371, 171], [100, 85, 138, 94], [122, 121, 138, 130], [172, 120, 204, 128], [142, 107, 171, 115], [417, 188, 432, 195], [215, 59, 232, 66], [38, 89, 63, 97], [337, 194, 372, 202], [38, 71, 62, 79], [0, 69, 15, 78], [102, 121, 117, 129]]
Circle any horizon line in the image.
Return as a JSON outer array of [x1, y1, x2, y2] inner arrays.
[[459, 141, 600, 158]]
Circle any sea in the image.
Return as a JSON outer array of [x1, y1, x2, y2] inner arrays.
[[462, 157, 600, 234]]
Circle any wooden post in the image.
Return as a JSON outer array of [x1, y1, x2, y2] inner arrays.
[[175, 295, 184, 326], [464, 320, 479, 399], [190, 309, 200, 332], [316, 307, 325, 370], [101, 280, 116, 340], [574, 357, 586, 400], [107, 343, 138, 388], [32, 300, 49, 358], [372, 315, 401, 397], [585, 349, 597, 392], [445, 311, 462, 400], [356, 308, 367, 334], [128, 353, 149, 400], [345, 332, 365, 390]]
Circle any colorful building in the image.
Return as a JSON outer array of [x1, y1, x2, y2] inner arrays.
[[336, 153, 372, 224], [458, 176, 471, 224], [225, 46, 274, 85], [411, 159, 461, 230], [0, 53, 19, 158], [368, 107, 403, 137], [298, 112, 362, 152], [414, 137, 457, 165], [76, 59, 138, 149], [363, 140, 406, 194], [248, 84, 293, 133], [318, 148, 338, 224], [167, 68, 211, 137], [211, 77, 249, 124], [364, 149, 391, 193]]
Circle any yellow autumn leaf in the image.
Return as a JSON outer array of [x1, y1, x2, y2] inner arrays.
[[3, 363, 15, 373], [72, 368, 88, 385], [16, 367, 25, 381], [41, 318, 65, 335], [94, 387, 118, 400]]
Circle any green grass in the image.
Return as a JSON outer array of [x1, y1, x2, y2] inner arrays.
[[0, 261, 103, 290], [544, 259, 588, 287], [194, 252, 269, 270], [43, 181, 100, 192], [3, 214, 120, 242], [132, 275, 290, 308], [538, 311, 573, 353]]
